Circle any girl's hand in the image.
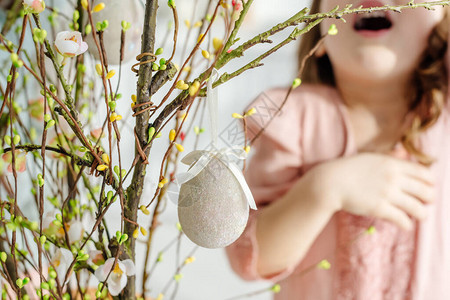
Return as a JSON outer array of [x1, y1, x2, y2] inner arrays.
[[313, 153, 435, 230]]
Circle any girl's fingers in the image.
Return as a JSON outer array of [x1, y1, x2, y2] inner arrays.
[[390, 191, 427, 220], [400, 176, 436, 204], [399, 159, 435, 185], [374, 202, 413, 231]]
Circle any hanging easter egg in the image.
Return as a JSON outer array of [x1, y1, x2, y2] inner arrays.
[[177, 150, 256, 248], [85, 0, 143, 65], [175, 68, 256, 248]]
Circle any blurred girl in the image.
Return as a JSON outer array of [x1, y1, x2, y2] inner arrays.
[[226, 0, 450, 299]]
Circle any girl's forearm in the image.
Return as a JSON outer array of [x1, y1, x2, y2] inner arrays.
[[255, 169, 338, 277]]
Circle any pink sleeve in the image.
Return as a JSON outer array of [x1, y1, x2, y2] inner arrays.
[[225, 88, 303, 281]]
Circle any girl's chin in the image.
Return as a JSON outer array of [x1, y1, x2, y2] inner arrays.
[[353, 48, 400, 79]]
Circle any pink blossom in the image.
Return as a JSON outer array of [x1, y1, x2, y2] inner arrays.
[[2, 150, 27, 173], [54, 31, 88, 58], [23, 0, 45, 14]]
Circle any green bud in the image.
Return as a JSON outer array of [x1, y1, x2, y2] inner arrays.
[[96, 22, 103, 32], [156, 251, 163, 262], [73, 10, 80, 21], [152, 63, 159, 71], [41, 282, 49, 290], [114, 165, 120, 176], [7, 75, 12, 82], [292, 78, 302, 89], [85, 24, 92, 35], [159, 58, 166, 66], [155, 47, 164, 55], [159, 64, 167, 71], [168, 0, 176, 8], [108, 101, 116, 110], [29, 221, 38, 231], [271, 284, 281, 293], [147, 127, 156, 143], [119, 233, 128, 244], [44, 113, 51, 122], [107, 191, 113, 203], [49, 270, 57, 279], [0, 252, 7, 262], [10, 53, 19, 63], [4, 135, 11, 146], [55, 214, 62, 222], [45, 119, 56, 130], [317, 259, 331, 270], [366, 226, 376, 235], [16, 279, 23, 288], [13, 135, 20, 145], [39, 235, 46, 245], [121, 20, 131, 31], [48, 278, 56, 288], [328, 24, 338, 36], [174, 273, 183, 282]]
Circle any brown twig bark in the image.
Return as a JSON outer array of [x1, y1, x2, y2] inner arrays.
[[122, 0, 159, 298]]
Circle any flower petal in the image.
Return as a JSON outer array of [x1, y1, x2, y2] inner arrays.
[[122, 259, 135, 276], [55, 31, 70, 41], [42, 210, 57, 230], [107, 267, 128, 296], [60, 248, 74, 264], [77, 42, 88, 55], [95, 257, 115, 282], [55, 40, 78, 56], [107, 276, 125, 296], [67, 221, 84, 243]]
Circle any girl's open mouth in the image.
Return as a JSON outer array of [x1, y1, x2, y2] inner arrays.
[[353, 1, 393, 36]]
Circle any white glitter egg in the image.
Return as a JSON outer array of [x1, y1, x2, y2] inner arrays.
[[177, 153, 249, 249], [85, 0, 143, 64]]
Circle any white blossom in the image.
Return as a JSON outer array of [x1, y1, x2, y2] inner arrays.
[[94, 258, 135, 296], [23, 0, 45, 14], [42, 211, 84, 244], [54, 31, 88, 58], [87, 249, 105, 266], [51, 248, 73, 283]]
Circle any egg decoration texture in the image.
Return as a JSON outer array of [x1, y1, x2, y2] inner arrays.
[[177, 150, 253, 249]]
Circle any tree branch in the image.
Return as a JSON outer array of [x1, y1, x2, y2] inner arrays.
[[123, 0, 159, 298]]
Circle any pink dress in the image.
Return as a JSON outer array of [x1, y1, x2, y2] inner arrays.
[[225, 84, 450, 300]]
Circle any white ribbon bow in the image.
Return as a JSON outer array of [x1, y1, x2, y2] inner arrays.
[[176, 69, 257, 210]]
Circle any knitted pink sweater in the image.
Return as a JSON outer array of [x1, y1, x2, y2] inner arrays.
[[226, 85, 450, 300]]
